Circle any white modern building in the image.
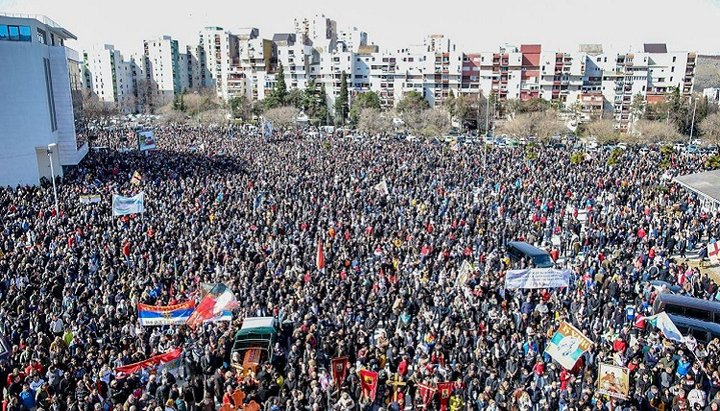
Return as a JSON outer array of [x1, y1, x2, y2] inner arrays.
[[0, 13, 87, 187]]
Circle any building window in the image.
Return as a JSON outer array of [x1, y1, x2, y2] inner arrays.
[[43, 58, 58, 132], [0, 24, 29, 42], [8, 25, 19, 41]]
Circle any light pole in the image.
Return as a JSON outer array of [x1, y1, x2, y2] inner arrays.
[[690, 97, 698, 142], [47, 144, 60, 216], [193, 91, 199, 118]]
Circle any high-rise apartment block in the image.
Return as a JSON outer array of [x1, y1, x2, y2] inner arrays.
[[75, 14, 696, 129]]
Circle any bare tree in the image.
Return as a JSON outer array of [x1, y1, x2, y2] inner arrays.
[[117, 93, 137, 114], [156, 104, 188, 125], [585, 119, 619, 143], [532, 111, 566, 140], [357, 108, 393, 137], [500, 111, 565, 140], [418, 108, 451, 138], [197, 108, 230, 125], [264, 106, 299, 131], [699, 113, 720, 145], [499, 113, 534, 138], [633, 120, 683, 144]]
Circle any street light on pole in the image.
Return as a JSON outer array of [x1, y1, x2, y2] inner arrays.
[[47, 144, 60, 216]]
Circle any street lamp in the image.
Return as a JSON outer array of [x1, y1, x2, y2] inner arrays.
[[47, 144, 60, 216]]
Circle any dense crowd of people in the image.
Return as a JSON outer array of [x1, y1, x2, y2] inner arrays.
[[1, 124, 720, 411]]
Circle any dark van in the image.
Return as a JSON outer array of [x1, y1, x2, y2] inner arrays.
[[667, 314, 720, 343], [653, 294, 720, 343], [507, 241, 554, 268]]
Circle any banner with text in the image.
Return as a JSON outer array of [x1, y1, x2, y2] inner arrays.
[[505, 268, 570, 289]]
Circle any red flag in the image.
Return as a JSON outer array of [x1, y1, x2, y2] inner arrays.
[[437, 382, 453, 411], [331, 357, 349, 386], [417, 383, 437, 407], [634, 314, 646, 329], [316, 239, 325, 271], [359, 369, 379, 401], [186, 283, 236, 328], [114, 348, 182, 374]]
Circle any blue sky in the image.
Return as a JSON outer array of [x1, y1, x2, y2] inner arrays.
[[2, 0, 719, 55]]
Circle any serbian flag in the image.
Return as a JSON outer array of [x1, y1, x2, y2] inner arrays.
[[138, 301, 195, 326], [417, 383, 437, 407], [186, 283, 237, 328], [437, 381, 453, 411], [114, 348, 182, 374], [331, 357, 349, 386], [359, 369, 379, 401], [316, 239, 325, 271]]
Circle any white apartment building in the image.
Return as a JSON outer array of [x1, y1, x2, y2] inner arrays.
[[337, 27, 367, 52], [294, 14, 337, 53], [273, 33, 314, 90], [199, 27, 238, 99], [83, 44, 135, 111], [312, 49, 354, 108], [0, 13, 87, 186], [588, 44, 696, 130], [143, 35, 182, 105]]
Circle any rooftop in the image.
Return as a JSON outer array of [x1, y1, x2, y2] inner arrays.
[[644, 43, 668, 53], [674, 169, 720, 204], [0, 12, 76, 40]]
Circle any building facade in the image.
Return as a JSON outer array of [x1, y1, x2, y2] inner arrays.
[[0, 13, 87, 186]]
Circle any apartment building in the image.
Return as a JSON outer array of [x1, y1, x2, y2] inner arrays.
[[294, 14, 337, 53], [586, 44, 696, 131], [83, 44, 135, 111], [273, 33, 314, 90], [337, 26, 367, 52], [199, 27, 239, 99], [143, 35, 183, 105], [0, 13, 87, 186]]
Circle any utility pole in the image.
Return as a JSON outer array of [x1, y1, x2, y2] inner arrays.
[[47, 144, 60, 216], [690, 97, 698, 141], [483, 93, 490, 171]]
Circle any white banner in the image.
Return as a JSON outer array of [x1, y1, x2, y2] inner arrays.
[[504, 268, 570, 289], [79, 194, 101, 204], [112, 193, 145, 216]]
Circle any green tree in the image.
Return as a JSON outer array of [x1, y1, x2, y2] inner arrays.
[[286, 88, 306, 110], [264, 63, 288, 110], [667, 87, 690, 134], [630, 93, 645, 121], [334, 71, 349, 124], [397, 91, 429, 113], [349, 91, 381, 124], [303, 80, 328, 125], [229, 96, 251, 120]]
